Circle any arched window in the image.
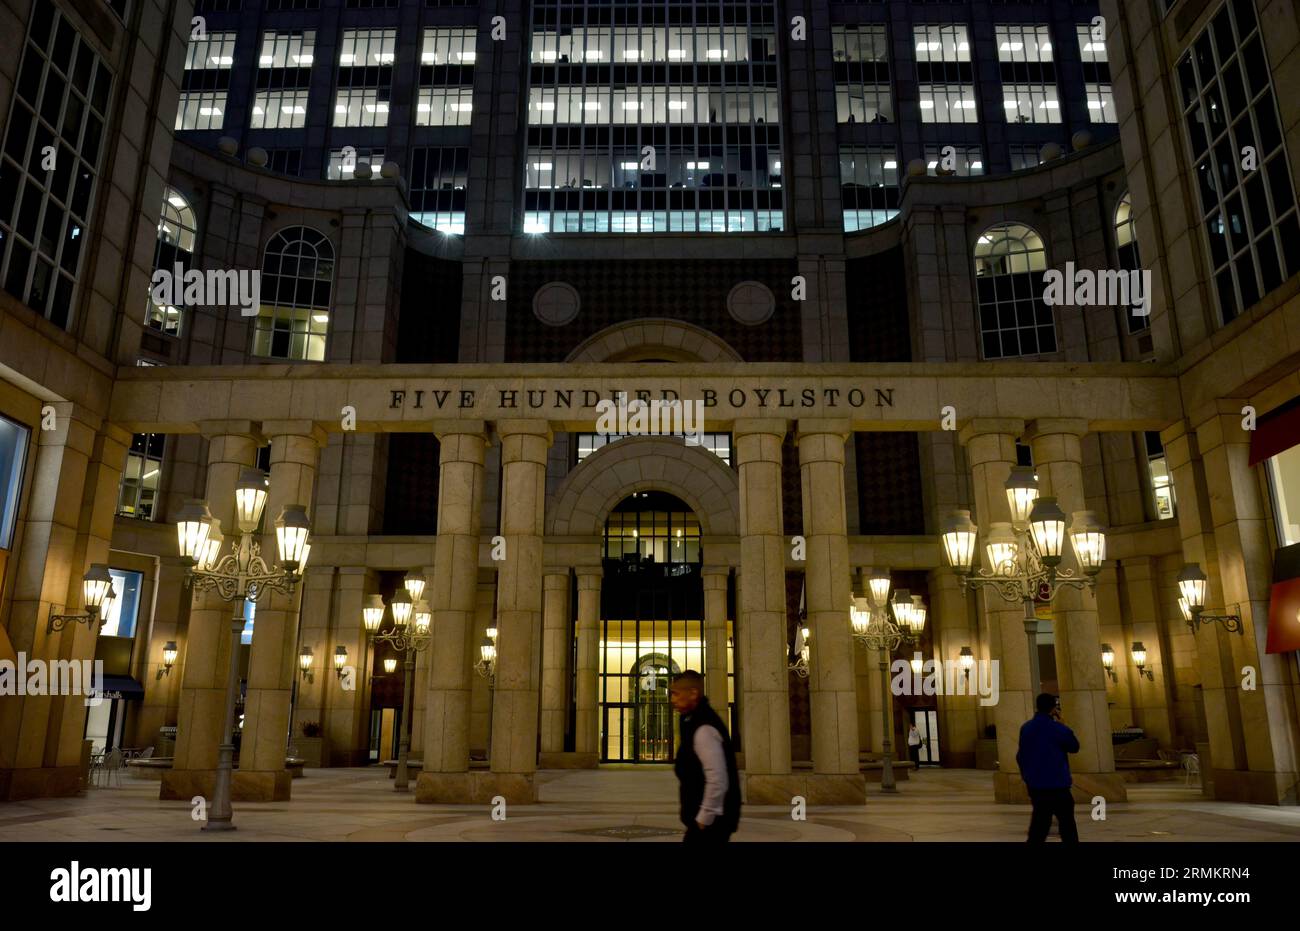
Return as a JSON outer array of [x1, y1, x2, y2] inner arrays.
[[973, 223, 1055, 359], [146, 187, 197, 336], [1115, 192, 1147, 333], [253, 226, 333, 361]]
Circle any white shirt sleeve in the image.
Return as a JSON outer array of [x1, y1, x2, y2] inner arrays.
[[693, 724, 729, 826]]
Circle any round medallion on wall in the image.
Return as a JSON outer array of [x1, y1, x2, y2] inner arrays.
[[726, 280, 776, 326], [533, 281, 581, 326]]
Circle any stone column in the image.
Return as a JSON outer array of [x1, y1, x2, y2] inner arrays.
[[309, 566, 377, 766], [732, 421, 793, 801], [958, 419, 1035, 803], [796, 420, 863, 796], [539, 568, 571, 758], [161, 423, 261, 801], [1191, 404, 1299, 803], [469, 573, 496, 756], [408, 562, 436, 761], [702, 566, 730, 709], [1120, 557, 1177, 747], [416, 425, 486, 803], [931, 568, 980, 767], [1026, 418, 1124, 802], [574, 566, 602, 761], [239, 422, 325, 801], [486, 420, 551, 802]]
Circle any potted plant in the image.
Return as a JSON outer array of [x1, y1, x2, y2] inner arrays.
[[296, 721, 328, 768]]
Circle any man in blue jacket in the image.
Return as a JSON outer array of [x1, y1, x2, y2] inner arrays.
[[1016, 692, 1081, 842]]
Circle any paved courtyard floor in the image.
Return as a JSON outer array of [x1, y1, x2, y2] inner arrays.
[[1, 767, 1298, 842]]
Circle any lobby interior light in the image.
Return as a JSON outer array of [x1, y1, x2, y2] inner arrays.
[[234, 469, 269, 534], [404, 572, 427, 604], [275, 504, 311, 570], [390, 589, 413, 628], [910, 655, 923, 677], [958, 646, 974, 674], [176, 500, 214, 563], [940, 510, 978, 574], [1101, 642, 1117, 682], [486, 623, 498, 640], [1131, 641, 1153, 680], [383, 657, 398, 675], [334, 645, 348, 676], [480, 636, 497, 665], [1004, 466, 1040, 525], [1028, 497, 1068, 566], [362, 594, 385, 633]]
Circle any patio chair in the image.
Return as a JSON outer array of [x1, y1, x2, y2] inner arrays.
[[99, 749, 125, 788], [138, 746, 154, 761], [1182, 752, 1201, 787]]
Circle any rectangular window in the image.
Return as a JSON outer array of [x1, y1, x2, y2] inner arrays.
[[100, 568, 142, 639], [252, 90, 309, 129], [998, 25, 1059, 124], [117, 433, 164, 520], [326, 147, 385, 180], [177, 31, 233, 130], [1009, 144, 1043, 171], [1003, 83, 1062, 124], [1267, 443, 1300, 546], [334, 29, 395, 127], [410, 146, 468, 233], [0, 415, 30, 549], [185, 33, 236, 71], [265, 148, 302, 176], [1084, 83, 1117, 123], [0, 4, 113, 329], [1178, 0, 1300, 324], [1144, 431, 1176, 519], [576, 433, 731, 466], [925, 145, 984, 176], [919, 83, 978, 123], [840, 145, 900, 232], [832, 25, 892, 124], [418, 87, 473, 126], [176, 90, 225, 130]]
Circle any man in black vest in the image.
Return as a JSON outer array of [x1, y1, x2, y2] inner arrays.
[[669, 670, 741, 843]]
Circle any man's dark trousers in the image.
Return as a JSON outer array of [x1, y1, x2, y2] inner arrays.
[[1027, 787, 1079, 842], [683, 822, 733, 844]]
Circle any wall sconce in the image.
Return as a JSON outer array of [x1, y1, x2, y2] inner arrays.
[[1101, 643, 1117, 682], [156, 641, 179, 680], [47, 565, 117, 634], [299, 646, 315, 683], [333, 645, 348, 678], [383, 657, 398, 675], [958, 646, 974, 683], [1177, 563, 1242, 634], [1131, 641, 1154, 681]]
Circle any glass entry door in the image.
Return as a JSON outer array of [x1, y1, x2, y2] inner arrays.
[[600, 619, 702, 762]]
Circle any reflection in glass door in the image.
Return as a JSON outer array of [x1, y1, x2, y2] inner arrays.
[[912, 708, 940, 765], [600, 619, 702, 762]]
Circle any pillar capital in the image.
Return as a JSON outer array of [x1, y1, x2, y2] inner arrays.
[[494, 419, 552, 442], [1023, 418, 1089, 442], [261, 420, 328, 447], [543, 569, 569, 589], [701, 565, 729, 589], [575, 566, 602, 590], [732, 419, 789, 442], [957, 418, 1024, 447], [197, 420, 265, 443], [795, 418, 852, 442], [432, 419, 487, 441]]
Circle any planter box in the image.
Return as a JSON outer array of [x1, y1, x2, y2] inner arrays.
[[294, 737, 328, 768]]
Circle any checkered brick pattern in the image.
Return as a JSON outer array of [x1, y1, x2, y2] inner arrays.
[[382, 434, 440, 534], [854, 432, 925, 534], [398, 253, 463, 363], [847, 248, 911, 362]]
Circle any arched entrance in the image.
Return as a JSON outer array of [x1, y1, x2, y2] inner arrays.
[[598, 491, 721, 763]]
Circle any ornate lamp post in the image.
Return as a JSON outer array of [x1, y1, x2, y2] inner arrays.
[[174, 469, 311, 832], [474, 622, 499, 754], [367, 580, 431, 791], [850, 569, 926, 793], [940, 466, 1106, 692], [1176, 563, 1243, 634]]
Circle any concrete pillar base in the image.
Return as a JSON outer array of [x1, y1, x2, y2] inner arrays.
[[745, 773, 867, 805], [415, 770, 539, 804], [0, 766, 80, 801], [160, 768, 216, 801], [231, 770, 292, 802], [993, 770, 1128, 803], [1211, 769, 1300, 805], [538, 752, 600, 769]]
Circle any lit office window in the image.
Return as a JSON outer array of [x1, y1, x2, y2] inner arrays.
[[146, 187, 195, 337], [1178, 0, 1299, 324], [1084, 84, 1117, 123], [1115, 191, 1148, 333], [116, 433, 164, 520], [974, 223, 1055, 359], [840, 146, 899, 232], [253, 31, 314, 131], [0, 4, 112, 329], [998, 25, 1059, 125], [252, 90, 309, 129], [260, 30, 316, 69], [252, 226, 333, 361], [410, 147, 468, 234], [1077, 22, 1117, 124], [915, 24, 975, 124], [0, 415, 30, 549], [418, 87, 473, 126], [1077, 24, 1108, 64], [832, 25, 892, 124], [176, 31, 233, 131], [326, 147, 385, 180], [1143, 432, 1176, 520], [525, 0, 782, 233], [334, 29, 395, 128], [924, 145, 984, 176], [418, 28, 475, 126]]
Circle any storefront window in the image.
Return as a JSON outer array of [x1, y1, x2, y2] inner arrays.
[[100, 568, 142, 638], [1266, 444, 1300, 545], [0, 415, 30, 549]]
